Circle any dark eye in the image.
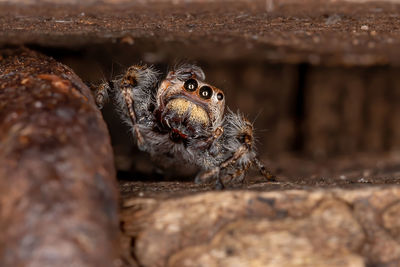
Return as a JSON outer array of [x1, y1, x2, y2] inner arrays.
[[217, 93, 224, 101], [199, 86, 213, 99], [184, 79, 198, 92]]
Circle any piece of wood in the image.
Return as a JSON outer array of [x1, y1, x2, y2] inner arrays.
[[0, 48, 119, 267], [121, 186, 400, 266], [1, 0, 400, 66]]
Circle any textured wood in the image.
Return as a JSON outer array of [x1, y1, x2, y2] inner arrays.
[[121, 186, 400, 267], [0, 48, 119, 267], [1, 1, 400, 66]]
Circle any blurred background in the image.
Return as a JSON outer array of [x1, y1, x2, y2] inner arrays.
[[58, 46, 400, 182]]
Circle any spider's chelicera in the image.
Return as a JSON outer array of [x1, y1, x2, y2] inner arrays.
[[95, 64, 275, 188]]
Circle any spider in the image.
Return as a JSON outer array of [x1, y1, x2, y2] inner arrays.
[[95, 64, 275, 189]]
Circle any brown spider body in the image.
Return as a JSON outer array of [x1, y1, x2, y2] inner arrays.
[[95, 64, 274, 188]]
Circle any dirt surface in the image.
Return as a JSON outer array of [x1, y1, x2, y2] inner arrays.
[[118, 152, 400, 199], [0, 0, 400, 66]]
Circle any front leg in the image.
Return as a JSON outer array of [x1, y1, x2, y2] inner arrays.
[[221, 110, 276, 183], [196, 144, 275, 188], [112, 65, 159, 147], [253, 156, 276, 181], [120, 83, 145, 146], [93, 81, 111, 109], [195, 144, 248, 188], [195, 110, 276, 188]]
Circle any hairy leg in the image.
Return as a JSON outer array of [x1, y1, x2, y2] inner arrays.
[[253, 156, 276, 181], [194, 145, 248, 187], [110, 65, 158, 147], [120, 85, 145, 146], [93, 82, 111, 109], [195, 110, 276, 188], [196, 147, 275, 189]]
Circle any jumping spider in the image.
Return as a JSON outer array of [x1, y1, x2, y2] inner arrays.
[[95, 64, 275, 189]]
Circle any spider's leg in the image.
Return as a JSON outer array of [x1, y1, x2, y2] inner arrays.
[[207, 126, 224, 144], [195, 167, 220, 185], [211, 109, 276, 186], [253, 156, 276, 182], [218, 145, 250, 184], [195, 144, 248, 187], [225, 156, 276, 183], [220, 145, 248, 169], [195, 152, 276, 189], [214, 176, 224, 190], [115, 65, 159, 147], [195, 169, 224, 190], [120, 85, 145, 146], [93, 82, 111, 109], [190, 126, 224, 151], [219, 148, 276, 184], [229, 164, 250, 183]]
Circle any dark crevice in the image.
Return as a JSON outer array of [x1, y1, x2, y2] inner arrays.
[[292, 63, 308, 152], [129, 237, 143, 267]]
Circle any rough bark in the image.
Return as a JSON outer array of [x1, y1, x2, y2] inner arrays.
[[121, 186, 400, 267], [0, 48, 119, 267]]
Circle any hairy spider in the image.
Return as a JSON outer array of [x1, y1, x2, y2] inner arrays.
[[95, 64, 275, 189]]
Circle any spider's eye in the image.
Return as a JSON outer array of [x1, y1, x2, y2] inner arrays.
[[184, 79, 198, 92], [199, 86, 213, 99], [217, 93, 224, 101]]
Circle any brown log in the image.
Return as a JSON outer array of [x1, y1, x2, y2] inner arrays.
[[0, 48, 119, 267], [121, 186, 400, 267]]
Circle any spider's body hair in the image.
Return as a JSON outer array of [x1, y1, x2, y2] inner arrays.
[[221, 109, 257, 165], [95, 64, 274, 188], [113, 65, 159, 130]]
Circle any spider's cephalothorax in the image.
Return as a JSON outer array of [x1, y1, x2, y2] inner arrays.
[[95, 64, 275, 188]]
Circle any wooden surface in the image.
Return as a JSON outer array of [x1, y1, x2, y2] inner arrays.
[[0, 48, 119, 267], [121, 186, 400, 266], [0, 0, 400, 66]]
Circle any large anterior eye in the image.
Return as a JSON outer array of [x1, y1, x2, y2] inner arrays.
[[184, 79, 198, 92], [199, 86, 213, 99]]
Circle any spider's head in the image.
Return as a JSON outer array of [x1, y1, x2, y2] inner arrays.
[[156, 65, 225, 128]]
